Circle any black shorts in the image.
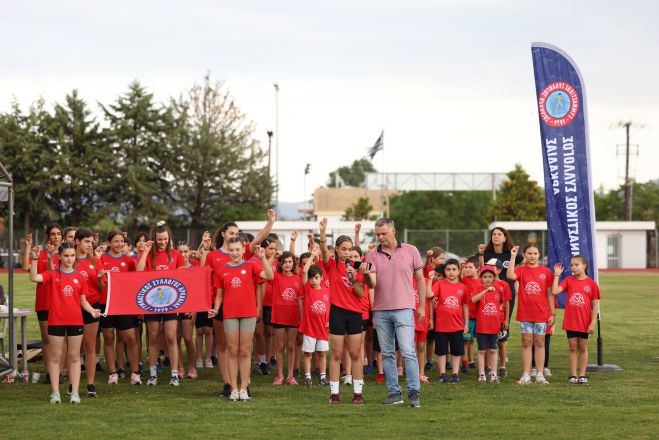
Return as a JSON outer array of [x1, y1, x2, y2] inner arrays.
[[361, 319, 371, 331], [329, 305, 363, 336], [178, 313, 193, 321], [476, 332, 498, 351], [144, 313, 179, 323], [48, 325, 84, 337], [566, 330, 589, 339], [82, 303, 101, 325], [99, 304, 139, 330], [272, 323, 297, 329], [262, 306, 272, 326], [434, 331, 465, 357], [37, 310, 48, 322], [195, 312, 213, 328], [212, 305, 224, 322]]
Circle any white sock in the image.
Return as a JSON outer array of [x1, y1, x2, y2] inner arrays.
[[305, 372, 311, 379], [320, 372, 327, 379], [330, 381, 339, 394], [344, 374, 352, 382], [150, 366, 157, 376], [259, 355, 266, 364], [96, 355, 100, 363], [353, 379, 364, 394], [172, 371, 178, 378]]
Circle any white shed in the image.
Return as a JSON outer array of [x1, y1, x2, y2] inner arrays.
[[489, 221, 656, 269]]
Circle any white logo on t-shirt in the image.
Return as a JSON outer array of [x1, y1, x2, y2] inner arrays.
[[230, 277, 242, 288], [63, 285, 74, 297], [569, 293, 586, 307], [79, 271, 89, 279], [120, 262, 126, 267], [444, 296, 460, 310], [282, 288, 297, 302], [156, 265, 169, 271], [311, 300, 327, 314], [241, 269, 247, 275], [483, 302, 499, 316], [89, 265, 94, 269], [539, 273, 546, 280], [73, 278, 79, 284], [584, 286, 591, 293], [340, 276, 352, 289], [111, 267, 120, 272], [525, 281, 541, 295]]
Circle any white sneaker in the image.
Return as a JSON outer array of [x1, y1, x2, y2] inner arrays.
[[229, 389, 240, 401], [130, 373, 142, 385], [489, 372, 499, 383], [108, 372, 119, 385], [205, 359, 213, 368], [478, 374, 487, 383], [169, 376, 180, 387], [530, 368, 537, 377], [239, 389, 251, 401], [195, 359, 203, 368], [517, 373, 532, 385], [146, 375, 157, 386], [543, 368, 552, 377], [535, 374, 550, 385]]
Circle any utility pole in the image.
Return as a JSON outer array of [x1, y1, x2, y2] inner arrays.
[[616, 121, 641, 221]]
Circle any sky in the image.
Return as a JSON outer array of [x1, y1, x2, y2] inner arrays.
[[1, 0, 658, 206]]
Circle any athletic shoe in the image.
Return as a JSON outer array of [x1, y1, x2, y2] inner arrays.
[[352, 393, 365, 405], [319, 377, 329, 386], [131, 373, 142, 385], [272, 375, 284, 385], [439, 373, 449, 383], [375, 374, 385, 384], [478, 374, 487, 383], [239, 389, 251, 401], [543, 368, 552, 377], [485, 367, 491, 376], [187, 368, 198, 379], [408, 390, 421, 408], [67, 384, 72, 397], [530, 368, 537, 377], [70, 392, 81, 404], [251, 362, 260, 373], [460, 365, 468, 374], [108, 372, 119, 385], [535, 374, 549, 385], [397, 367, 403, 376], [86, 384, 97, 398], [568, 376, 578, 384], [205, 359, 213, 368], [424, 361, 433, 371], [382, 392, 404, 405], [578, 376, 589, 385], [229, 389, 239, 401], [269, 356, 277, 367], [498, 367, 508, 378], [49, 392, 61, 404], [489, 372, 500, 383], [363, 364, 374, 375], [146, 375, 158, 386], [419, 375, 429, 384], [286, 376, 299, 385], [342, 375, 353, 386], [196, 359, 203, 369], [117, 368, 126, 379], [450, 374, 460, 384], [222, 383, 231, 397], [517, 373, 532, 385], [169, 376, 180, 387], [304, 377, 313, 387], [329, 394, 341, 405], [95, 362, 104, 372], [259, 363, 269, 375]]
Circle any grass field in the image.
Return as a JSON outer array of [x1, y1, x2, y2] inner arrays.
[[1, 272, 658, 439]]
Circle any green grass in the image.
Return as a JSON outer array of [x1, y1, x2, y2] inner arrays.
[[1, 272, 658, 439]]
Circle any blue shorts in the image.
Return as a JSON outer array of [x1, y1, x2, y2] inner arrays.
[[463, 319, 477, 341], [476, 333, 498, 351], [519, 321, 547, 335]]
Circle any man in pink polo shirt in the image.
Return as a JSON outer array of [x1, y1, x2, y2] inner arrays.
[[365, 218, 425, 408]]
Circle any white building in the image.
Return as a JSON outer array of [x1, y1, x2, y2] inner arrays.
[[489, 221, 656, 269]]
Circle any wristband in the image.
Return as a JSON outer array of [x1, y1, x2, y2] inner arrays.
[[478, 253, 483, 256], [319, 239, 327, 243]]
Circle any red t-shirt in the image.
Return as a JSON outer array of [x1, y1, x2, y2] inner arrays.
[[325, 258, 363, 313], [515, 265, 554, 323], [432, 279, 468, 333], [560, 276, 601, 333], [215, 261, 263, 319], [100, 253, 136, 304], [474, 284, 502, 334], [494, 279, 512, 323], [299, 284, 330, 340], [360, 284, 371, 320], [260, 260, 278, 307], [271, 271, 303, 327], [34, 250, 60, 311], [189, 259, 200, 267], [76, 257, 101, 305], [143, 249, 185, 271], [462, 276, 481, 319], [414, 277, 430, 332], [41, 269, 88, 326]]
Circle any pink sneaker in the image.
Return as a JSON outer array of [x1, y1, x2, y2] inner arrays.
[[286, 376, 299, 385], [272, 375, 284, 385]]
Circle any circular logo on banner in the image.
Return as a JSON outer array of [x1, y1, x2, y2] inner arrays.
[[137, 278, 187, 313], [538, 82, 579, 127]]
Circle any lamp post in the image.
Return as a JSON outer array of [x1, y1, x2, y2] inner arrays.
[[266, 129, 273, 180], [273, 83, 280, 214]]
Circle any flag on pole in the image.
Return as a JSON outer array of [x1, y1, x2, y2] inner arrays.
[[531, 42, 598, 308], [367, 131, 383, 159], [105, 267, 212, 315]]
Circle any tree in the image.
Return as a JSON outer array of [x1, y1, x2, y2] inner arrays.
[[595, 180, 659, 224], [327, 158, 376, 187], [343, 197, 376, 220], [487, 164, 546, 221], [169, 75, 273, 240]]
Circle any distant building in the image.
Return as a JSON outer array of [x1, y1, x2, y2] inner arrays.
[[311, 187, 400, 222]]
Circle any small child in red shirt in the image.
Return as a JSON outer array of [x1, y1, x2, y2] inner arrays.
[[461, 256, 481, 373], [470, 265, 501, 383], [552, 255, 600, 385]]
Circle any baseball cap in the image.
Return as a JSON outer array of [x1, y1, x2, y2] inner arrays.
[[480, 265, 496, 276], [485, 258, 503, 269]]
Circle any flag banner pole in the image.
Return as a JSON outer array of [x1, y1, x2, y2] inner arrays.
[[531, 42, 621, 372]]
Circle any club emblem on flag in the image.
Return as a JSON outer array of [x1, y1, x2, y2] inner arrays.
[[136, 278, 188, 313], [538, 82, 579, 127]]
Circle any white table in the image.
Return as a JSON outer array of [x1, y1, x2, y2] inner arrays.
[[0, 309, 32, 373]]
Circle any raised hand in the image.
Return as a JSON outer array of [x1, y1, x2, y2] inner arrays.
[[290, 230, 298, 241], [428, 270, 436, 280], [31, 246, 43, 259], [319, 218, 328, 232], [426, 249, 434, 258], [478, 243, 486, 254], [143, 240, 154, 254], [553, 262, 564, 276], [355, 223, 361, 233], [266, 209, 276, 223], [25, 234, 33, 248], [510, 246, 520, 258]]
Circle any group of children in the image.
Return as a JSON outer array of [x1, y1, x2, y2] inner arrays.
[[22, 217, 601, 404]]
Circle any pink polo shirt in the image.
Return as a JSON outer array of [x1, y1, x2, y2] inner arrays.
[[366, 242, 423, 311]]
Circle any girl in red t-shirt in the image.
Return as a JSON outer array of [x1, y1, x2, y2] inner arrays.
[[552, 256, 600, 384], [30, 242, 101, 404], [507, 244, 556, 385], [208, 237, 274, 401], [470, 266, 502, 383], [175, 242, 203, 379], [271, 251, 303, 385], [137, 221, 187, 386]]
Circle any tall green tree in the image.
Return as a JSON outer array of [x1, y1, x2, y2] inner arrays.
[[327, 158, 376, 187], [487, 164, 546, 221], [595, 180, 659, 224], [100, 81, 175, 235]]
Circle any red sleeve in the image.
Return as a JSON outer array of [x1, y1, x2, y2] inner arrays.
[[127, 257, 136, 272], [41, 270, 53, 284], [79, 276, 89, 297], [514, 265, 523, 278], [592, 281, 601, 300], [559, 277, 570, 292], [216, 271, 224, 290], [254, 262, 264, 279], [244, 246, 253, 261], [503, 282, 512, 300], [204, 253, 213, 268]]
